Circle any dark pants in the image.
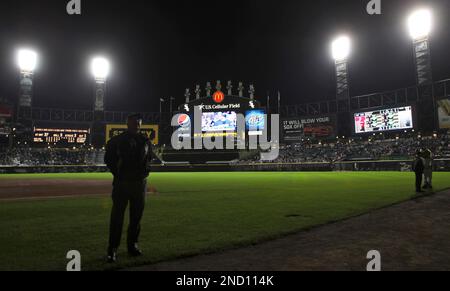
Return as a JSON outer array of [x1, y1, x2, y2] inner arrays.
[[415, 172, 423, 192], [108, 179, 147, 250]]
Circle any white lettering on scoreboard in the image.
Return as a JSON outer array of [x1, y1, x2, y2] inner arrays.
[[33, 128, 90, 144], [201, 103, 241, 110], [354, 106, 413, 134]]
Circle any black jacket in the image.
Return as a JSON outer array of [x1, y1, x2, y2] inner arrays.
[[104, 131, 153, 181], [413, 157, 424, 173]]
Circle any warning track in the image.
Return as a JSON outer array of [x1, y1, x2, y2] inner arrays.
[[0, 179, 112, 200]]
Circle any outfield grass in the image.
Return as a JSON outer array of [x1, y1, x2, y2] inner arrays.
[[1, 171, 450, 271]]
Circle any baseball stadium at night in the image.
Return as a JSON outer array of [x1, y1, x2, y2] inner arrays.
[[1, 0, 450, 277]]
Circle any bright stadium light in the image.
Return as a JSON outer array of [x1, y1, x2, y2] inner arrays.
[[408, 9, 433, 85], [91, 56, 110, 114], [91, 57, 110, 81], [331, 35, 351, 101], [17, 49, 38, 73], [331, 36, 351, 62], [408, 9, 432, 40]]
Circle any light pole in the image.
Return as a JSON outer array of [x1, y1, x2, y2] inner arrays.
[[331, 36, 351, 137], [159, 98, 165, 114], [17, 49, 37, 108], [90, 57, 110, 148], [277, 91, 281, 114], [408, 8, 433, 85], [169, 97, 175, 113], [16, 49, 37, 141], [90, 57, 110, 112], [408, 9, 436, 133], [331, 36, 351, 100]]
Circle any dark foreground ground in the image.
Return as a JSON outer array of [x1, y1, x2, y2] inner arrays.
[[130, 190, 450, 271]]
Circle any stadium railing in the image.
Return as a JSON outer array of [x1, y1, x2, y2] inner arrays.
[[1, 159, 450, 173]]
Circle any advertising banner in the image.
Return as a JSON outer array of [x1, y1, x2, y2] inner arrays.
[[106, 124, 159, 144], [281, 116, 335, 142]]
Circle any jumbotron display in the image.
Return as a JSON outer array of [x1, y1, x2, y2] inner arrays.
[[354, 106, 413, 133], [202, 111, 237, 132], [33, 127, 89, 144]]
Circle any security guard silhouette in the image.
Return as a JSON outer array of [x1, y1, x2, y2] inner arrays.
[[412, 149, 425, 193], [104, 114, 153, 263]]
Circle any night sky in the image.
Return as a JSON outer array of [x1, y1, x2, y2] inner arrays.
[[0, 0, 449, 113]]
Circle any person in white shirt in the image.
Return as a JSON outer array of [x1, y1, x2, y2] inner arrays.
[[422, 149, 433, 190]]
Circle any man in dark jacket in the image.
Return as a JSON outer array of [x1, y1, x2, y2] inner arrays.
[[104, 114, 153, 263], [412, 150, 425, 193]]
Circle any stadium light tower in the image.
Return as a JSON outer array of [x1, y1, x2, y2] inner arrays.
[[408, 8, 433, 85], [331, 36, 351, 100], [90, 57, 110, 149], [91, 57, 110, 111], [17, 49, 38, 108]]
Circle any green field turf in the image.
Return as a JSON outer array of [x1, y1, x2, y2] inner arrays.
[[1, 171, 450, 271]]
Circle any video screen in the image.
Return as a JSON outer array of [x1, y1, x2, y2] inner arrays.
[[437, 98, 450, 129], [354, 106, 413, 133], [202, 112, 237, 132]]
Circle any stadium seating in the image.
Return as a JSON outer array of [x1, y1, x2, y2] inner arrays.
[[0, 133, 449, 166]]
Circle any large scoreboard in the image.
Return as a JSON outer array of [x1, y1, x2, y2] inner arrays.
[[176, 110, 266, 140], [173, 92, 267, 149], [33, 127, 90, 145], [354, 106, 413, 134]]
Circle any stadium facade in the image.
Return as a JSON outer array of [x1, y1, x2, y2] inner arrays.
[[1, 78, 449, 148]]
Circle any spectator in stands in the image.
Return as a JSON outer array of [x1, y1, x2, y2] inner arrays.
[[1, 132, 450, 167]]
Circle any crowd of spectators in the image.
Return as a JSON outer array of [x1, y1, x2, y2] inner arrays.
[[0, 147, 104, 166], [271, 133, 450, 164], [1, 133, 450, 166]]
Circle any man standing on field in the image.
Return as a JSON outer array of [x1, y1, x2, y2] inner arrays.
[[104, 114, 153, 263], [422, 149, 433, 189], [412, 150, 425, 193]]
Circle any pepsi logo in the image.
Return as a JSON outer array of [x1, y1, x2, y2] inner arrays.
[[177, 114, 191, 128]]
